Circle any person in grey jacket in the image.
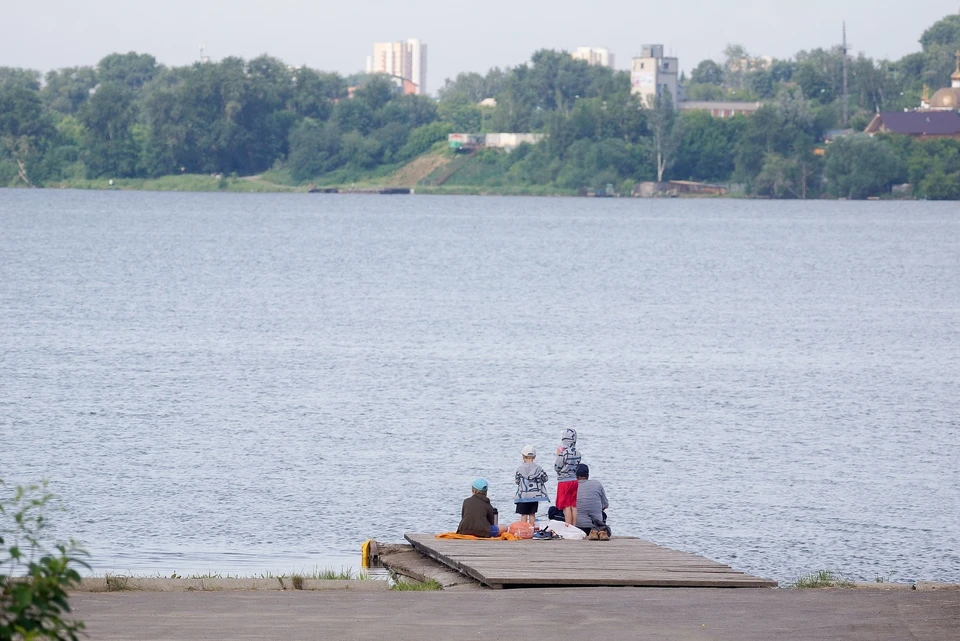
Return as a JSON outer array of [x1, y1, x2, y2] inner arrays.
[[514, 444, 550, 525], [554, 428, 581, 527], [574, 464, 610, 540]]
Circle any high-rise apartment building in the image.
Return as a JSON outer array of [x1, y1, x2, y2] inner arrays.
[[572, 47, 615, 69], [365, 39, 428, 95], [630, 45, 678, 109]]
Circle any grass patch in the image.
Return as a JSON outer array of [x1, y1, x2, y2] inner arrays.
[[391, 578, 442, 591], [45, 174, 299, 193], [790, 570, 855, 589], [131, 567, 368, 581], [414, 184, 576, 197], [104, 574, 131, 591], [295, 566, 367, 580]]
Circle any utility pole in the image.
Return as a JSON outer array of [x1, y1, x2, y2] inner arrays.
[[842, 22, 849, 126]]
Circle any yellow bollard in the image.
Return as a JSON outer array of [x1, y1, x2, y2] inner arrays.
[[361, 539, 371, 568]]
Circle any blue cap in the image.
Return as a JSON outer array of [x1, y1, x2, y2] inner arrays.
[[472, 478, 488, 492]]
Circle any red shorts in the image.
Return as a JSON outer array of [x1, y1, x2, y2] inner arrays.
[[556, 480, 578, 510]]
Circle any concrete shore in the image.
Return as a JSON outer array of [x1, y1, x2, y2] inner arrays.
[[72, 588, 960, 641]]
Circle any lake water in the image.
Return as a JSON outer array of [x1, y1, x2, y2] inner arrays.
[[1, 190, 957, 584]]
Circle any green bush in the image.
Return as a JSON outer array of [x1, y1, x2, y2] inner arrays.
[[1, 481, 88, 641], [396, 122, 453, 162]]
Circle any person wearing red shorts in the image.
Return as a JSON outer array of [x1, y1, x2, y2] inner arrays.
[[554, 428, 581, 527]]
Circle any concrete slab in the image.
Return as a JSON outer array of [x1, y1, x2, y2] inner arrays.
[[379, 550, 482, 590], [71, 587, 960, 641], [74, 577, 386, 592]]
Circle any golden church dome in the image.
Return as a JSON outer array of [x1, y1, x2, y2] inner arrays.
[[930, 87, 960, 110]]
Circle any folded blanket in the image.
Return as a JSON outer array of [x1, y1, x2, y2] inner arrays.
[[435, 532, 522, 541]]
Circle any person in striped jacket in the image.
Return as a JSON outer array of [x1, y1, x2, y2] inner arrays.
[[554, 428, 581, 528]]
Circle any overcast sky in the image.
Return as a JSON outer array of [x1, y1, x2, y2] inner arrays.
[[4, 1, 959, 92]]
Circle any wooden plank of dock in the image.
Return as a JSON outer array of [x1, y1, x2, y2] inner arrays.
[[405, 534, 777, 589]]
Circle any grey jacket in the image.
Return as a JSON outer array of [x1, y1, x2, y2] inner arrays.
[[554, 428, 581, 481], [514, 462, 550, 503]]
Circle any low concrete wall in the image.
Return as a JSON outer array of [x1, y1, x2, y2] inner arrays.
[[74, 577, 388, 592]]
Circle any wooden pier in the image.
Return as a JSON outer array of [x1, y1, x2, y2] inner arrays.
[[405, 534, 777, 590]]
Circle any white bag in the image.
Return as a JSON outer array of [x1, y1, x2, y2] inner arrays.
[[544, 521, 586, 540]]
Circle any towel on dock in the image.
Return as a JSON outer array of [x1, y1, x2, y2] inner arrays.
[[435, 532, 522, 541]]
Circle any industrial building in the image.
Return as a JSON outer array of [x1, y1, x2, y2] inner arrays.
[[448, 133, 546, 152], [679, 101, 764, 117], [630, 45, 678, 109]]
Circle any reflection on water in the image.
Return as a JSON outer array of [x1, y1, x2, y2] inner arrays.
[[1, 190, 958, 584]]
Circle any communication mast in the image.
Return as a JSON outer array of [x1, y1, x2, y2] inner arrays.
[[842, 22, 849, 126]]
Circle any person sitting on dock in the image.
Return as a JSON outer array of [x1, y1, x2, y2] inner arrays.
[[457, 478, 502, 538], [574, 464, 610, 540]]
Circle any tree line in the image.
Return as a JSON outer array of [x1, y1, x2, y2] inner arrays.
[[2, 13, 960, 198]]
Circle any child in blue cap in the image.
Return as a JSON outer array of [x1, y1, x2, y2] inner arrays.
[[456, 478, 501, 538]]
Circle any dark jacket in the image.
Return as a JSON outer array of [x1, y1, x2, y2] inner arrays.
[[457, 493, 496, 538]]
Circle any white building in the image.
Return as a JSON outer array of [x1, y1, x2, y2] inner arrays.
[[630, 45, 678, 109], [365, 39, 428, 95], [572, 47, 615, 69]]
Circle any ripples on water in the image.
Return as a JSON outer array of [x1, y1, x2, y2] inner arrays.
[[1, 190, 958, 583]]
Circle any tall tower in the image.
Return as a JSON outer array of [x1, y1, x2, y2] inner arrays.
[[407, 39, 427, 96], [367, 40, 428, 95], [842, 22, 849, 126], [630, 45, 679, 108]]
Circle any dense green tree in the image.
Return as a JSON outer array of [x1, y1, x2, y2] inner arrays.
[[919, 164, 960, 199], [43, 67, 98, 115], [920, 14, 960, 51], [98, 52, 160, 89], [690, 60, 724, 85], [340, 131, 382, 169], [894, 136, 960, 196], [78, 83, 141, 178], [753, 153, 805, 198], [746, 70, 775, 98], [794, 61, 835, 103], [438, 101, 483, 131], [0, 67, 41, 90], [490, 50, 622, 131], [672, 111, 745, 182], [334, 99, 375, 135], [682, 83, 730, 101], [646, 92, 681, 182], [0, 82, 60, 185], [288, 119, 342, 181], [824, 134, 901, 199], [732, 98, 819, 190], [290, 68, 344, 120], [438, 69, 507, 103], [769, 60, 796, 83], [378, 94, 438, 130], [397, 122, 453, 161], [723, 44, 750, 90]]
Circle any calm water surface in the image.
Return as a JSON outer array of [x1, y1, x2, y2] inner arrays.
[[1, 190, 958, 583]]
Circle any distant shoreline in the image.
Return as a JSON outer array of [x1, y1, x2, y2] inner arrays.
[[1, 178, 922, 201]]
